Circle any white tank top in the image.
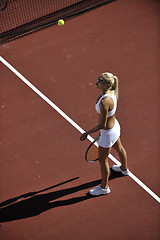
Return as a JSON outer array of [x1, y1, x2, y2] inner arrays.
[[95, 93, 117, 117]]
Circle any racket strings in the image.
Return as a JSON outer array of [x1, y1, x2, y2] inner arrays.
[[85, 135, 100, 163]]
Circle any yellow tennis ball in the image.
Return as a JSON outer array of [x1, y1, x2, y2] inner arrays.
[[58, 19, 64, 26]]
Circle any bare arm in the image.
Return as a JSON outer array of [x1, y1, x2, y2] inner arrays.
[[80, 98, 109, 141]]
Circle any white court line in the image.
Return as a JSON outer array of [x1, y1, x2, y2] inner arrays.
[[1, 56, 160, 204]]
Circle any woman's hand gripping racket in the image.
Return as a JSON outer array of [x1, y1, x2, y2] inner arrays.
[[85, 135, 100, 163]]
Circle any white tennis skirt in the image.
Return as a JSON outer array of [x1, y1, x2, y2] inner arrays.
[[98, 119, 120, 148]]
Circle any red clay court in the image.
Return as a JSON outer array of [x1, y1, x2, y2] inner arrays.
[[0, 0, 160, 239]]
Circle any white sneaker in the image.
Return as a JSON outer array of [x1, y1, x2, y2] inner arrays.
[[89, 185, 111, 196], [112, 165, 129, 176]]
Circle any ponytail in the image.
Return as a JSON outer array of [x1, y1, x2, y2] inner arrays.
[[113, 76, 119, 99], [101, 72, 119, 99]]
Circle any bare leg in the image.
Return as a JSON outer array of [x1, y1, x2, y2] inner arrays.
[[98, 146, 111, 189], [112, 138, 127, 170]]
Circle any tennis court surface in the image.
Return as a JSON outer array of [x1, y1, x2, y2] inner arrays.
[[0, 0, 160, 239]]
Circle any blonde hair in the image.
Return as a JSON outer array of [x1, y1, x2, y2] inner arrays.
[[101, 72, 119, 99]]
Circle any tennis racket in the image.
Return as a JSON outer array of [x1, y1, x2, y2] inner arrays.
[[85, 135, 100, 163]]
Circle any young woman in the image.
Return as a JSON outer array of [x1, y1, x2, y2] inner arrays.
[[80, 72, 129, 196]]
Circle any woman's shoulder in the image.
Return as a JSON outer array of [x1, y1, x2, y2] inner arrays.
[[102, 91, 116, 100], [106, 91, 117, 100], [96, 92, 116, 104], [101, 92, 116, 105]]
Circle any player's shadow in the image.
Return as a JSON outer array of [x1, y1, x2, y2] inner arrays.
[[0, 169, 125, 222]]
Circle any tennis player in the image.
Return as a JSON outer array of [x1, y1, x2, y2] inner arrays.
[[80, 72, 129, 196]]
